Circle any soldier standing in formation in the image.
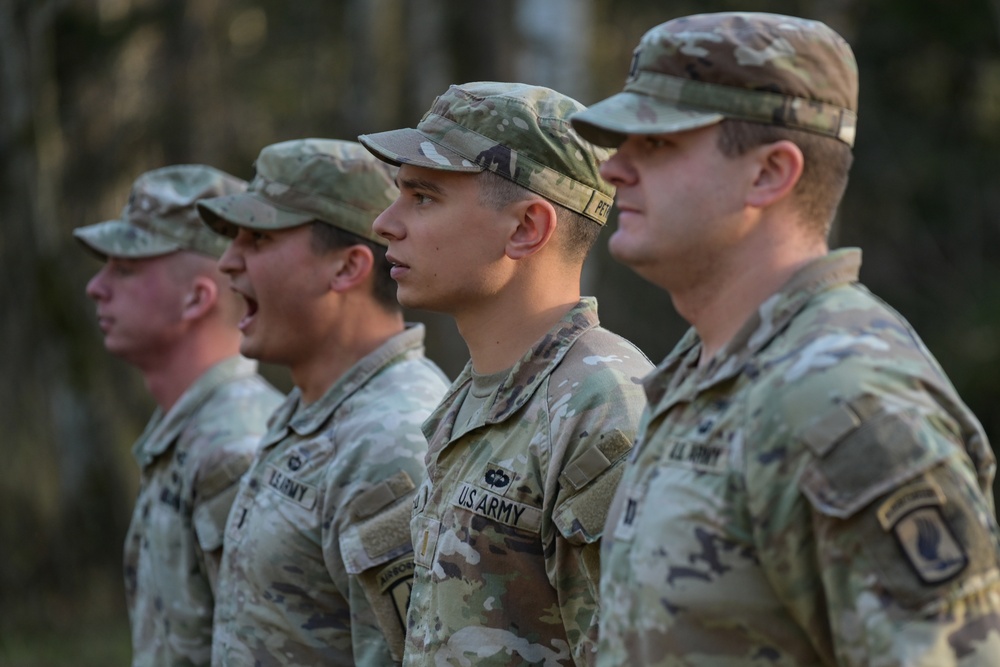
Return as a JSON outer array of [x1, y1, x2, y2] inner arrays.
[[361, 82, 654, 666], [197, 139, 450, 666], [571, 11, 1000, 666], [74, 165, 282, 666]]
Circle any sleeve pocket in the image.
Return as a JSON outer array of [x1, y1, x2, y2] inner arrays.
[[340, 470, 417, 662], [799, 406, 1000, 609], [553, 429, 633, 544], [193, 482, 242, 552], [799, 407, 949, 519]]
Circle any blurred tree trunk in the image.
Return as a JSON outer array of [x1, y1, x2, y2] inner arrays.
[[514, 0, 593, 101], [403, 0, 450, 119], [0, 0, 134, 635], [344, 0, 405, 137]]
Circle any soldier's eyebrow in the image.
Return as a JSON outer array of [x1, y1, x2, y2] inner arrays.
[[397, 176, 446, 196]]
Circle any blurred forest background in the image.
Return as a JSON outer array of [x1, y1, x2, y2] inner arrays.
[[2, 0, 999, 664]]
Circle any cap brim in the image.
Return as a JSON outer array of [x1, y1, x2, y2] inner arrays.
[[359, 128, 484, 173], [571, 91, 725, 147], [197, 192, 314, 238], [73, 220, 181, 260]]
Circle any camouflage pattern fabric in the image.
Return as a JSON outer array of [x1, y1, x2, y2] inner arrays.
[[571, 12, 858, 148], [74, 164, 247, 259], [125, 356, 281, 667], [405, 298, 654, 666], [599, 249, 1000, 666], [359, 82, 616, 225], [212, 325, 449, 666], [198, 139, 398, 247]]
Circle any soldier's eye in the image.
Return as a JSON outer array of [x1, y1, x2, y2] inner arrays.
[[110, 259, 136, 276]]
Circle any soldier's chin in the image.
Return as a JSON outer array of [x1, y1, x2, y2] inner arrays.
[[238, 335, 264, 362], [607, 230, 637, 264], [394, 285, 421, 310], [104, 337, 139, 364]]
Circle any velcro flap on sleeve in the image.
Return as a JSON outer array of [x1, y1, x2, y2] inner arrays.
[[558, 429, 633, 492], [801, 404, 860, 457], [193, 482, 242, 552], [800, 407, 951, 519], [341, 471, 417, 575], [554, 430, 633, 543], [351, 470, 416, 521]]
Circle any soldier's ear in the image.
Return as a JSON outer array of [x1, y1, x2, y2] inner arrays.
[[745, 139, 803, 209], [505, 197, 557, 260], [181, 276, 218, 321], [329, 245, 374, 293]]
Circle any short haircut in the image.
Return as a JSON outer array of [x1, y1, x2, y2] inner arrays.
[[716, 119, 854, 237], [476, 170, 601, 264], [308, 221, 400, 313], [168, 250, 244, 326]]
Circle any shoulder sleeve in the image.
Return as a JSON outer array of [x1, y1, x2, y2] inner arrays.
[[339, 470, 418, 663], [549, 348, 649, 544], [553, 429, 634, 543], [546, 340, 652, 666], [321, 364, 441, 666], [190, 436, 258, 551], [757, 390, 1000, 665], [188, 377, 277, 583]]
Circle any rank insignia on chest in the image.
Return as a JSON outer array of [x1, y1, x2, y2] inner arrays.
[[612, 492, 641, 542]]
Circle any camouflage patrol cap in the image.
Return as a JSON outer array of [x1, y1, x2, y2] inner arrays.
[[73, 165, 246, 260], [358, 82, 616, 225], [197, 139, 397, 247], [571, 12, 859, 148]]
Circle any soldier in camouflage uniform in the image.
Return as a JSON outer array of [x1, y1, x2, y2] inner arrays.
[[74, 165, 283, 667], [359, 82, 654, 666], [571, 12, 1000, 666], [196, 139, 450, 666]]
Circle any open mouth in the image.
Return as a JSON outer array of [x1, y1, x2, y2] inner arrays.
[[231, 286, 258, 332], [241, 296, 259, 329]]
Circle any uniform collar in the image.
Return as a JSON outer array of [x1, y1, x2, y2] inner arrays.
[[644, 249, 862, 412], [422, 297, 600, 443], [132, 356, 261, 466], [263, 323, 428, 444]]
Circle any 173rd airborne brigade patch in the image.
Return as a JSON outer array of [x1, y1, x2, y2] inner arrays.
[[877, 476, 968, 584]]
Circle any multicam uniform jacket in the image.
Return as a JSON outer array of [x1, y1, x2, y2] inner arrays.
[[599, 249, 1000, 666], [125, 356, 281, 667], [212, 325, 449, 666], [404, 298, 653, 667]]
